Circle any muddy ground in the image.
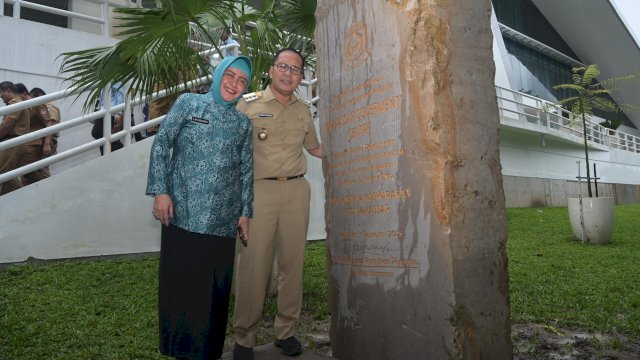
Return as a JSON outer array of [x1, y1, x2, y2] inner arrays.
[[227, 317, 640, 359]]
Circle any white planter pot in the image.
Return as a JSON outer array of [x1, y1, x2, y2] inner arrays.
[[567, 197, 615, 244]]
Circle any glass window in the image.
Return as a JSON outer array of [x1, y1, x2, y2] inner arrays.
[[3, 0, 69, 28]]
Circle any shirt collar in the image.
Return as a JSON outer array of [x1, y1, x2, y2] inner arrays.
[[264, 85, 298, 106]]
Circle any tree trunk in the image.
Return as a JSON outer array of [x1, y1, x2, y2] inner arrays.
[[580, 108, 593, 197], [315, 0, 512, 358]]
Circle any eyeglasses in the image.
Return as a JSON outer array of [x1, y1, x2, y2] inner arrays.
[[273, 63, 304, 76]]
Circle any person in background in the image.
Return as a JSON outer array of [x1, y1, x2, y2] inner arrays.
[[14, 85, 58, 185], [146, 55, 254, 360], [92, 82, 125, 154], [220, 27, 240, 57], [30, 87, 60, 154], [146, 82, 186, 137], [232, 48, 322, 360], [0, 81, 30, 195]]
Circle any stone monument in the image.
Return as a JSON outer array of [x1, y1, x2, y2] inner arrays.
[[315, 0, 512, 358]]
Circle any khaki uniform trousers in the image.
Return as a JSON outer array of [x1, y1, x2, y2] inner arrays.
[[21, 145, 51, 186], [233, 177, 310, 347], [0, 144, 26, 195]]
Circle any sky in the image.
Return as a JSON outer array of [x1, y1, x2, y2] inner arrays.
[[611, 0, 640, 46]]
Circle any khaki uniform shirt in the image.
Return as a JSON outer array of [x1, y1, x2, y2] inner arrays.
[[26, 103, 53, 146], [237, 86, 320, 180], [46, 103, 61, 146], [1, 98, 30, 139], [46, 103, 60, 123]]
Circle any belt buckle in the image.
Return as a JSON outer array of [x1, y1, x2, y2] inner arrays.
[[277, 176, 287, 181]]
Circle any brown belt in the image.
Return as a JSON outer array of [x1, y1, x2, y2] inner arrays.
[[263, 174, 304, 181]]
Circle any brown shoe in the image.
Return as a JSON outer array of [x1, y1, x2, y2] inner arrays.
[[274, 336, 302, 356]]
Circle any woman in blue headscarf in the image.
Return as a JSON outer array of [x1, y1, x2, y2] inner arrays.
[[146, 55, 253, 359]]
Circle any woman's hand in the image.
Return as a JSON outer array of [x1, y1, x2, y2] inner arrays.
[[237, 216, 249, 245], [153, 194, 174, 226]]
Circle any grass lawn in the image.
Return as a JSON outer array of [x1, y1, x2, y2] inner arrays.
[[508, 204, 640, 335], [1, 205, 639, 358]]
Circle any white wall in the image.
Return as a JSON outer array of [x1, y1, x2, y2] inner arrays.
[[490, 5, 512, 90], [499, 128, 640, 185], [0, 140, 159, 263]]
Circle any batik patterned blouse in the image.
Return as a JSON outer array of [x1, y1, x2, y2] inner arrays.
[[146, 92, 253, 237]]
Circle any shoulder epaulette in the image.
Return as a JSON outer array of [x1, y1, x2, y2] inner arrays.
[[300, 99, 312, 107], [293, 94, 311, 107], [242, 91, 262, 102]]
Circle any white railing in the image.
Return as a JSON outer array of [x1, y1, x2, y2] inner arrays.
[[1, 0, 149, 37], [4, 80, 637, 187], [0, 56, 318, 186], [495, 85, 640, 153]]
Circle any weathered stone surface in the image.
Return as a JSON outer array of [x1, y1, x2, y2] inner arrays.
[[315, 0, 511, 358]]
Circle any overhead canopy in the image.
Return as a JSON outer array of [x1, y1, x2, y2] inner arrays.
[[532, 0, 640, 130]]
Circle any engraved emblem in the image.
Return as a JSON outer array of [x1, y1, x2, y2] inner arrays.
[[258, 128, 268, 141], [343, 23, 370, 71]]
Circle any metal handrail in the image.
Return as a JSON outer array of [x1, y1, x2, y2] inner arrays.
[[495, 85, 640, 153], [4, 81, 637, 186]]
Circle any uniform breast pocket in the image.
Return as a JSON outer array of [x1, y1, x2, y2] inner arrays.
[[287, 122, 308, 146]]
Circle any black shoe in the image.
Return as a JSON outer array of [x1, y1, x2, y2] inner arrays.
[[274, 336, 302, 357], [233, 342, 254, 360]]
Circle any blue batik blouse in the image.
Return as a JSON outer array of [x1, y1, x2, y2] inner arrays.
[[145, 92, 253, 237]]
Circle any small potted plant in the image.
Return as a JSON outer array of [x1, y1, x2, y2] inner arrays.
[[553, 65, 638, 244]]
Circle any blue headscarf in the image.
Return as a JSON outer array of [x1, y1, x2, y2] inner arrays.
[[210, 55, 253, 106]]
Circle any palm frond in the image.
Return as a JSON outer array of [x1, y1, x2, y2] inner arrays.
[[598, 72, 640, 91], [590, 97, 619, 113], [59, 0, 320, 109], [59, 0, 232, 112], [553, 83, 585, 93], [580, 64, 600, 87], [278, 0, 316, 37]]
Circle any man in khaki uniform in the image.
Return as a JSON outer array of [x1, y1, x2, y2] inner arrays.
[[31, 87, 61, 155], [0, 81, 30, 195], [15, 85, 58, 185], [233, 49, 322, 360]]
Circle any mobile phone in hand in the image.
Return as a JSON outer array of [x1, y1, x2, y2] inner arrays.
[[237, 226, 247, 247]]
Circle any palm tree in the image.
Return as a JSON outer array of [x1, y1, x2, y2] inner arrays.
[[553, 64, 639, 197], [59, 0, 317, 113]]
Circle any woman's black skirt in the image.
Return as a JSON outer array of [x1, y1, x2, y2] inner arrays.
[[158, 224, 236, 359]]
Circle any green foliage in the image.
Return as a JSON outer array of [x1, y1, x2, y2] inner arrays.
[[0, 258, 160, 359], [302, 241, 331, 320], [553, 65, 633, 119], [59, 0, 318, 111], [60, 1, 231, 113], [599, 118, 623, 130]]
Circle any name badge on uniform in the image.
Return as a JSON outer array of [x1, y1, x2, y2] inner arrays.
[[258, 114, 273, 118], [192, 117, 209, 124]]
